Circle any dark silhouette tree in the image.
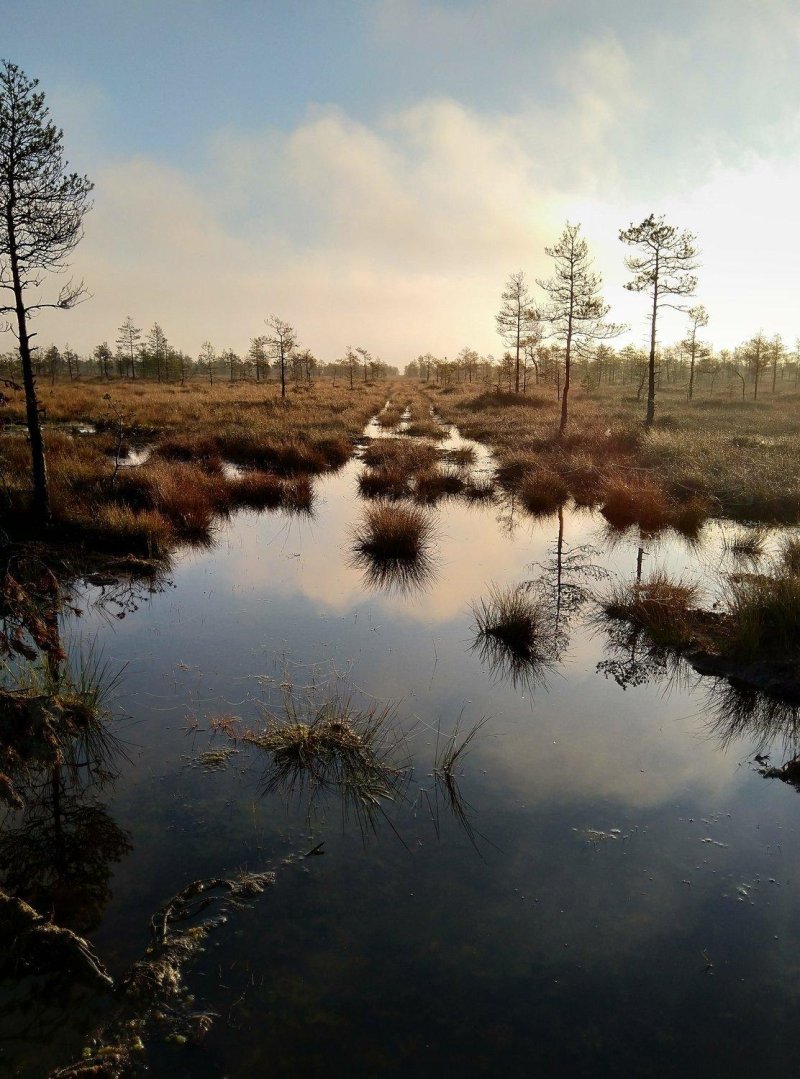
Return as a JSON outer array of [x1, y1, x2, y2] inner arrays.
[[538, 222, 624, 434], [619, 214, 698, 426], [0, 61, 93, 524]]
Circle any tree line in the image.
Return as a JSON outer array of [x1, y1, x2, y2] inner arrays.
[[0, 318, 399, 388], [407, 218, 799, 429]]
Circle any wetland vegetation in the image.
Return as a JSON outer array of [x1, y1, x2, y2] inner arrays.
[[3, 50, 800, 1079]]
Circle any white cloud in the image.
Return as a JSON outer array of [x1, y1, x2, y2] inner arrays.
[[22, 16, 800, 363]]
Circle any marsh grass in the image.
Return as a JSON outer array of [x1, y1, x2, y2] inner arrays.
[[518, 470, 569, 516], [405, 418, 446, 440], [0, 380, 387, 555], [780, 536, 800, 575], [602, 572, 702, 650], [414, 467, 465, 504], [352, 503, 435, 562], [723, 567, 800, 658], [243, 694, 409, 832], [462, 475, 496, 502], [357, 463, 413, 500], [723, 528, 767, 561], [427, 714, 490, 851], [470, 585, 553, 692], [228, 471, 313, 513], [0, 643, 125, 806], [424, 381, 800, 526]]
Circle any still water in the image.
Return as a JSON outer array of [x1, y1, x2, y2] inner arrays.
[[4, 421, 800, 1077]]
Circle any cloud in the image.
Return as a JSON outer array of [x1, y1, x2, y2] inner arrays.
[[22, 7, 800, 362]]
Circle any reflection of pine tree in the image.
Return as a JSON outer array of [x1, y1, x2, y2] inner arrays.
[[525, 507, 609, 664], [0, 771, 131, 933]]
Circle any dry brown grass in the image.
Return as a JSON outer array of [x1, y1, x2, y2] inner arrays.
[[352, 503, 435, 562], [423, 380, 800, 526], [0, 380, 393, 555]]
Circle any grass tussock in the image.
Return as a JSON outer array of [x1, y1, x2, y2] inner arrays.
[[242, 693, 408, 829], [472, 584, 544, 659], [781, 537, 800, 575], [723, 568, 800, 659], [724, 528, 767, 560], [228, 471, 313, 513], [404, 418, 446, 440], [357, 464, 413, 500], [603, 572, 702, 650], [519, 469, 569, 516], [352, 503, 434, 562], [462, 476, 496, 502], [361, 438, 439, 471], [414, 467, 465, 504]]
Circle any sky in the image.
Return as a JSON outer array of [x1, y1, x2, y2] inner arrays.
[[4, 0, 800, 364]]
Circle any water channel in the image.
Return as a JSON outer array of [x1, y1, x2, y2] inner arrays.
[[3, 413, 800, 1076]]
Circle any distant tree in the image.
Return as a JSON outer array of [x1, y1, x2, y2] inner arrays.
[[496, 271, 538, 394], [538, 222, 624, 433], [94, 341, 112, 379], [248, 335, 269, 382], [198, 340, 216, 385], [770, 334, 784, 393], [265, 316, 297, 399], [116, 316, 141, 380], [147, 323, 168, 382], [63, 344, 78, 381], [222, 348, 239, 383], [743, 331, 770, 399], [343, 346, 360, 390], [684, 304, 709, 401], [355, 346, 371, 384], [0, 60, 93, 523], [619, 213, 698, 426], [43, 343, 61, 385], [295, 347, 317, 384]]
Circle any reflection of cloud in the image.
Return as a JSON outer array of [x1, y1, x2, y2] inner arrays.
[[219, 469, 606, 625]]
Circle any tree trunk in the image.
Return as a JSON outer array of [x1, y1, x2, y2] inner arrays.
[[645, 272, 658, 426], [7, 208, 51, 524]]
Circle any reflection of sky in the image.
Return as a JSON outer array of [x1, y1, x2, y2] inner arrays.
[[77, 458, 797, 818], [68, 446, 800, 1074]]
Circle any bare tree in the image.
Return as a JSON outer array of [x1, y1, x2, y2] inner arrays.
[[495, 271, 538, 394], [538, 222, 624, 433], [355, 346, 371, 384], [619, 214, 698, 426], [684, 304, 709, 401], [0, 61, 93, 523], [265, 315, 297, 399]]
